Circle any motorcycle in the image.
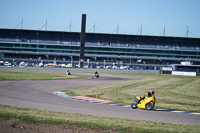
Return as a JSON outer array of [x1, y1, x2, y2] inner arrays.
[[95, 73, 99, 78], [68, 71, 71, 75], [131, 95, 156, 110], [66, 70, 71, 75]]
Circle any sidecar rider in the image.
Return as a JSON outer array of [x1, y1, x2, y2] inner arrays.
[[137, 89, 155, 103]]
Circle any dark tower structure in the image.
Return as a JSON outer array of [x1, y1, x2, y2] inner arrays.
[[79, 14, 86, 68]]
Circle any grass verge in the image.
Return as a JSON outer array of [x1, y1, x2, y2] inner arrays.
[[0, 70, 85, 80], [0, 104, 200, 133], [64, 72, 200, 113]]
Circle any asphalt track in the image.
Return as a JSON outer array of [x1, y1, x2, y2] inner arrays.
[[0, 72, 200, 125]]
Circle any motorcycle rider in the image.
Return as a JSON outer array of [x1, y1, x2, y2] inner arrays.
[[67, 70, 71, 75], [137, 89, 155, 103], [94, 71, 99, 78], [95, 71, 98, 75]]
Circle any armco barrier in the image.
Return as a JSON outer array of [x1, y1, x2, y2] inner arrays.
[[172, 71, 196, 76], [160, 70, 200, 76], [160, 70, 172, 74]]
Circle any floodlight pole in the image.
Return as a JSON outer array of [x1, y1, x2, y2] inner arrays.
[[163, 25, 166, 36], [21, 18, 23, 29], [79, 14, 86, 68], [186, 27, 189, 38]]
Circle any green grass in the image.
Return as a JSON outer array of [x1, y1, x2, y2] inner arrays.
[[0, 70, 85, 80], [0, 69, 200, 132], [0, 104, 199, 133], [65, 73, 200, 113]]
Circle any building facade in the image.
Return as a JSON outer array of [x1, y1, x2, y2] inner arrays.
[[0, 28, 200, 67]]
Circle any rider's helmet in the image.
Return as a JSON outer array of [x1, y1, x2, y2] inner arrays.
[[150, 89, 155, 95]]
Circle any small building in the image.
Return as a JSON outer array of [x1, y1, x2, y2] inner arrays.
[[161, 63, 200, 76], [169, 64, 200, 72]]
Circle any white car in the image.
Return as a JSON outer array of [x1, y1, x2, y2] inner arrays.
[[120, 66, 130, 70], [4, 61, 11, 66], [105, 66, 112, 69], [39, 62, 44, 67], [96, 66, 104, 69], [124, 66, 130, 69], [120, 66, 124, 69], [60, 64, 66, 68], [112, 66, 118, 69], [19, 62, 26, 67], [84, 65, 89, 69]]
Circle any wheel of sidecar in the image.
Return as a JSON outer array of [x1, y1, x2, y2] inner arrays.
[[131, 102, 138, 109], [145, 102, 154, 110]]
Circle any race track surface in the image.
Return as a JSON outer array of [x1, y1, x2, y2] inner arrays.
[[0, 73, 200, 125]]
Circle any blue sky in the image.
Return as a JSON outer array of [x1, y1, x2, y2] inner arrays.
[[0, 0, 200, 38]]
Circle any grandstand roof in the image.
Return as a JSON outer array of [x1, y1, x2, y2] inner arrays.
[[0, 28, 200, 47]]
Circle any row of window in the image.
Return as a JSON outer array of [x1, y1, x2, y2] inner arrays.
[[0, 48, 199, 61], [0, 43, 200, 62], [1, 43, 199, 57]]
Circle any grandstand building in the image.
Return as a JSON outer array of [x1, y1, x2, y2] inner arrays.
[[0, 28, 200, 67]]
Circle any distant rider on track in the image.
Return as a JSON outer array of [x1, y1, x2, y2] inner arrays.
[[94, 71, 99, 78]]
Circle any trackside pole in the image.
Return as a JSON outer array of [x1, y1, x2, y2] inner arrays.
[[79, 14, 86, 68]]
